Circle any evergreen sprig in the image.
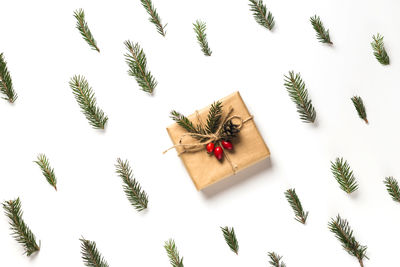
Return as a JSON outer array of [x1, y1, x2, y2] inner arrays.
[[193, 20, 212, 56], [330, 157, 359, 194], [80, 237, 109, 267], [74, 9, 100, 52], [140, 0, 167, 36], [2, 198, 40, 256], [328, 215, 368, 267], [283, 71, 316, 123], [371, 33, 389, 65], [249, 0, 275, 31], [69, 75, 108, 129], [34, 154, 57, 191], [384, 176, 400, 202], [351, 96, 368, 124], [124, 40, 157, 94], [205, 101, 222, 134], [115, 158, 148, 211], [285, 188, 308, 224], [221, 226, 239, 254], [310, 15, 332, 44], [0, 53, 17, 103], [164, 239, 184, 267], [268, 252, 286, 267]]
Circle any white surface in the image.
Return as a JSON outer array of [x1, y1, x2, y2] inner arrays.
[[0, 0, 399, 266]]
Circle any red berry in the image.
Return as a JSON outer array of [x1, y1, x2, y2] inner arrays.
[[206, 142, 215, 153], [221, 140, 233, 150], [214, 146, 223, 160]]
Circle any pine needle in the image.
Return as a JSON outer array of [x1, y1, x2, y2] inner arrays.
[[140, 0, 167, 36], [115, 158, 148, 212], [74, 9, 100, 52], [124, 40, 157, 94], [285, 188, 308, 224], [384, 176, 400, 202], [221, 226, 239, 254], [2, 198, 40, 256], [268, 252, 286, 267], [371, 33, 389, 65], [283, 71, 316, 123], [330, 157, 359, 194], [249, 0, 275, 31], [164, 239, 184, 267], [193, 20, 212, 56], [0, 53, 17, 103], [351, 96, 368, 124], [328, 215, 368, 267], [310, 15, 332, 44], [80, 237, 109, 267], [69, 75, 108, 129], [205, 101, 223, 134], [34, 154, 57, 191]]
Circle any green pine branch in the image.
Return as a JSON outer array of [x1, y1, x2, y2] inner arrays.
[[283, 71, 316, 123], [249, 0, 275, 31], [351, 96, 368, 124], [221, 226, 239, 254], [206, 101, 223, 134], [331, 157, 359, 194], [384, 176, 400, 202], [115, 158, 148, 212], [268, 252, 286, 267], [80, 237, 109, 267], [310, 15, 332, 44], [0, 53, 17, 103], [2, 198, 40, 256], [124, 40, 157, 94], [285, 188, 308, 224], [74, 9, 100, 52], [140, 0, 167, 36], [193, 20, 212, 56], [164, 239, 184, 267], [328, 215, 368, 267], [34, 154, 57, 191], [371, 33, 389, 65]]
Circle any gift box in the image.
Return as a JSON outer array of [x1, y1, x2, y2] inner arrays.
[[166, 91, 270, 190]]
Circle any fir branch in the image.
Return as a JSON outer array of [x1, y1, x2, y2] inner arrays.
[[164, 239, 184, 267], [74, 9, 100, 52], [328, 215, 368, 267], [34, 154, 57, 191], [2, 198, 40, 256], [310, 15, 332, 44], [170, 110, 198, 133], [384, 176, 400, 202], [221, 226, 239, 254], [115, 158, 148, 211], [283, 71, 316, 123], [249, 0, 275, 31], [193, 20, 212, 56], [284, 188, 308, 224], [0, 53, 17, 103], [330, 157, 359, 194], [124, 40, 157, 94], [371, 33, 389, 65], [206, 101, 223, 134], [80, 237, 109, 267], [268, 252, 286, 267], [351, 96, 368, 124], [140, 0, 167, 36]]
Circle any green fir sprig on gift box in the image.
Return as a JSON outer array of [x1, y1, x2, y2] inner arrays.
[[193, 20, 212, 56], [205, 101, 223, 134], [371, 33, 389, 65], [384, 176, 400, 202], [330, 157, 359, 194], [2, 198, 40, 256], [268, 252, 286, 267], [351, 96, 368, 124], [80, 237, 109, 267], [0, 53, 17, 103], [115, 158, 148, 211], [249, 0, 275, 31], [140, 0, 167, 36], [221, 226, 239, 254], [285, 188, 308, 224], [74, 9, 100, 52], [164, 239, 184, 267], [34, 154, 57, 191], [328, 215, 368, 267], [310, 15, 332, 44]]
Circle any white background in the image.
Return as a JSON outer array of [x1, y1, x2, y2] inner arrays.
[[0, 0, 399, 266]]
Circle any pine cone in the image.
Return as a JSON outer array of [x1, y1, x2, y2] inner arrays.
[[222, 119, 240, 140]]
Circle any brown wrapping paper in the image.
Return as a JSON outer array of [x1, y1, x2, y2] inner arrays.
[[167, 91, 270, 190]]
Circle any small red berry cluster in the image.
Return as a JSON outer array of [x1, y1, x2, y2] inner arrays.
[[206, 140, 233, 160]]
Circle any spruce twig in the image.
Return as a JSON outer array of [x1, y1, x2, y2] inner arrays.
[[115, 158, 148, 211], [310, 15, 332, 44], [2, 198, 40, 256], [330, 157, 359, 194], [164, 239, 184, 267], [74, 9, 100, 52], [205, 101, 223, 134], [268, 252, 286, 267], [371, 33, 389, 65], [351, 96, 368, 124], [221, 226, 239, 254], [140, 0, 167, 36], [193, 20, 212, 56], [69, 75, 108, 129], [0, 53, 17, 103], [80, 237, 109, 267], [285, 188, 308, 224], [384, 176, 400, 202], [124, 40, 157, 94], [283, 71, 316, 123], [34, 154, 57, 191], [328, 215, 368, 267], [249, 0, 275, 31]]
